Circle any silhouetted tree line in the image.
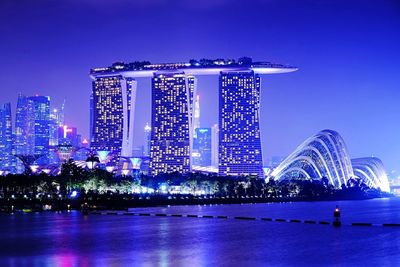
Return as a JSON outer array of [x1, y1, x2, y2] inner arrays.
[[0, 160, 391, 204]]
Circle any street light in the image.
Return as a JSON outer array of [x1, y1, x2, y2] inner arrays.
[[86, 155, 100, 170], [106, 166, 114, 173], [29, 165, 39, 174]]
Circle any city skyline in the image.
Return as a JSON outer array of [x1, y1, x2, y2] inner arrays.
[[0, 52, 397, 174], [1, 2, 399, 265], [0, 0, 399, 173]]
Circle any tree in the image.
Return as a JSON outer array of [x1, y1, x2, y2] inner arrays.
[[211, 181, 220, 195]]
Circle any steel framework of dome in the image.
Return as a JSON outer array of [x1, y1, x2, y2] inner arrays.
[[352, 157, 390, 192], [269, 129, 389, 192]]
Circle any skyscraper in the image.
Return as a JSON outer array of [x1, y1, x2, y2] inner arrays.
[[49, 110, 58, 147], [150, 73, 196, 175], [219, 70, 263, 177], [28, 95, 51, 155], [58, 125, 79, 147], [15, 94, 35, 156], [59, 99, 65, 127], [211, 124, 219, 168], [89, 93, 94, 144], [193, 128, 212, 167], [14, 94, 35, 173], [90, 58, 296, 174], [0, 103, 14, 172], [49, 106, 64, 147], [91, 74, 137, 162], [193, 95, 200, 138]]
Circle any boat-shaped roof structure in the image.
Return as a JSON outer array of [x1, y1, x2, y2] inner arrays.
[[90, 57, 298, 78]]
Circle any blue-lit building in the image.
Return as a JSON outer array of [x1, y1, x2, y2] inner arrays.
[[269, 129, 390, 192], [49, 110, 59, 147], [193, 128, 212, 167], [49, 104, 65, 147], [28, 95, 51, 155], [90, 70, 137, 165], [14, 94, 35, 173], [58, 125, 80, 147], [90, 58, 297, 175], [15, 94, 35, 156], [89, 93, 94, 144], [218, 70, 263, 177], [193, 95, 200, 138], [150, 73, 196, 175], [211, 124, 219, 168], [0, 103, 14, 172]]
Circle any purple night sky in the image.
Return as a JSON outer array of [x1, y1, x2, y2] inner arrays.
[[0, 0, 399, 172]]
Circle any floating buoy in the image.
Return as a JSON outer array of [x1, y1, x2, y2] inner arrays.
[[333, 205, 341, 227]]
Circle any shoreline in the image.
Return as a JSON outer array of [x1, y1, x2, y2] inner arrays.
[[0, 194, 394, 213]]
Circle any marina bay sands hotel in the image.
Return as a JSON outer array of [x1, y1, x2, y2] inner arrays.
[[90, 57, 297, 177]]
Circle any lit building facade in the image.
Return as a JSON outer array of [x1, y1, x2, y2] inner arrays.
[[0, 103, 14, 172], [91, 74, 137, 164], [49, 105, 65, 147], [193, 128, 212, 167], [218, 70, 263, 177], [150, 73, 196, 175], [49, 115, 58, 147], [90, 58, 297, 174], [14, 94, 35, 173], [89, 93, 94, 144], [211, 124, 219, 168], [28, 95, 51, 155], [15, 94, 35, 156], [58, 125, 79, 147], [193, 95, 200, 138]]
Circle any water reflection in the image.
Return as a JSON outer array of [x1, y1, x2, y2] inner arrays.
[[1, 198, 400, 266]]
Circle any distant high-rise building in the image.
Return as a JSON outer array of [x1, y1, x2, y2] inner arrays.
[[211, 124, 219, 168], [193, 128, 211, 167], [28, 95, 51, 155], [15, 94, 35, 156], [76, 134, 82, 146], [58, 125, 79, 147], [14, 94, 35, 173], [0, 103, 14, 172], [60, 99, 65, 126], [49, 112, 58, 147], [51, 105, 64, 126], [89, 93, 94, 144], [49, 107, 64, 147], [150, 73, 196, 175], [91, 74, 137, 163], [218, 70, 263, 177], [193, 95, 200, 138], [144, 122, 151, 157]]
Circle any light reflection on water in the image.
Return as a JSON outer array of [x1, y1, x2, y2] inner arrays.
[[1, 198, 400, 266]]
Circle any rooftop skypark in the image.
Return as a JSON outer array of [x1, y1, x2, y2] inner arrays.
[[90, 57, 297, 77]]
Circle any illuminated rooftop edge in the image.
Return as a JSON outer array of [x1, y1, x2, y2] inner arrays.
[[90, 57, 298, 78]]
